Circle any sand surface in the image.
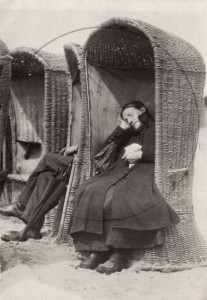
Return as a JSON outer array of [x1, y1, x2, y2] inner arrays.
[[1, 216, 207, 300]]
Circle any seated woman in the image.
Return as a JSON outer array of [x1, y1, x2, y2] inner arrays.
[[70, 100, 180, 275]]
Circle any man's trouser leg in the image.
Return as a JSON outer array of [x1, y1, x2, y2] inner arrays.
[[18, 153, 73, 230], [18, 153, 72, 207]]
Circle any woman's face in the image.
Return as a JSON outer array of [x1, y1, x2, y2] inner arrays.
[[122, 107, 144, 130]]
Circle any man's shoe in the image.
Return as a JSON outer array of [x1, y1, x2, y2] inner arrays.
[[1, 228, 42, 242], [0, 202, 24, 219], [96, 250, 129, 275], [78, 252, 109, 270]]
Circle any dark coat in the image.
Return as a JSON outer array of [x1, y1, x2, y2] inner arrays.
[[70, 120, 179, 235]]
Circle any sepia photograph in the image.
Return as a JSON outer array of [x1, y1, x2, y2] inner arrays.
[[0, 0, 207, 299]]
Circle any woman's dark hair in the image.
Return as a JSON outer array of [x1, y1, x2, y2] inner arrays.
[[120, 101, 153, 125]]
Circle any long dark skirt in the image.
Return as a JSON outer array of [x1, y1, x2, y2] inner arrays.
[[73, 185, 169, 252]]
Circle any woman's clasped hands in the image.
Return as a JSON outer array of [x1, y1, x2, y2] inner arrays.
[[122, 143, 143, 165]]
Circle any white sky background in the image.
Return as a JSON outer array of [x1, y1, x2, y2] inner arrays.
[[0, 0, 207, 95]]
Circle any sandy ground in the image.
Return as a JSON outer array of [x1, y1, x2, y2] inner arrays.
[[1, 128, 207, 300], [0, 217, 207, 300]]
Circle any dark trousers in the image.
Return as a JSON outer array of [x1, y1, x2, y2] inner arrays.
[[18, 153, 73, 230]]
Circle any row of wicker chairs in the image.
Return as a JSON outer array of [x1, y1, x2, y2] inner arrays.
[[0, 17, 207, 272]]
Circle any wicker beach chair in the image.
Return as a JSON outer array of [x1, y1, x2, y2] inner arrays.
[[0, 39, 11, 272], [1, 47, 70, 214], [0, 39, 11, 205], [59, 18, 207, 271], [49, 44, 82, 238]]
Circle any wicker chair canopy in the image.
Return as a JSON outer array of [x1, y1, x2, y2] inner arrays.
[[62, 18, 207, 271], [0, 39, 11, 163], [64, 44, 82, 83], [1, 47, 70, 206], [63, 44, 82, 147], [10, 47, 70, 154]]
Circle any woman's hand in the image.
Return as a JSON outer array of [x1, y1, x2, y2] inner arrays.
[[122, 143, 142, 163], [120, 119, 130, 130], [125, 151, 143, 164]]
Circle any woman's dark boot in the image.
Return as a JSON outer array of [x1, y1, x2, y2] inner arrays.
[[78, 252, 109, 270], [77, 251, 90, 261], [96, 249, 129, 275]]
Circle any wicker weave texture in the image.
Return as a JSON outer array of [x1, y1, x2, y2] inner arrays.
[[60, 18, 207, 270], [11, 47, 68, 79], [0, 40, 11, 163]]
